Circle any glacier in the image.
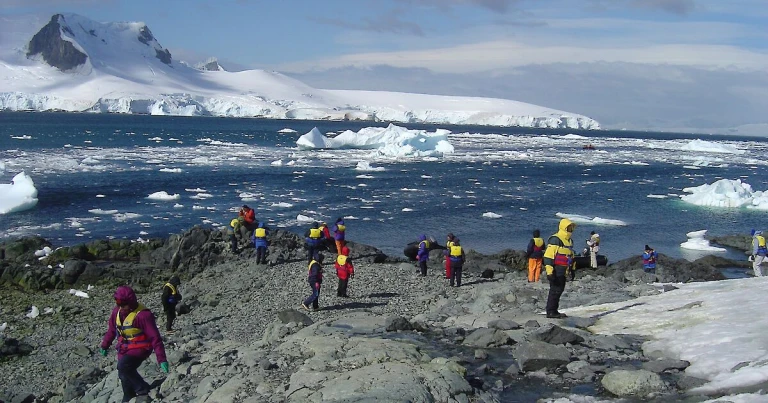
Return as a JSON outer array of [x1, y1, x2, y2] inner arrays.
[[0, 13, 600, 130]]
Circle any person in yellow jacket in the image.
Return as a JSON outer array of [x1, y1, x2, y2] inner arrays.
[[525, 229, 544, 282], [543, 218, 576, 319]]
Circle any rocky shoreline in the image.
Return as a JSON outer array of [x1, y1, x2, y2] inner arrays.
[[0, 227, 752, 402]]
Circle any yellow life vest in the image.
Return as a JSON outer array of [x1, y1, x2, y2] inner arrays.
[[308, 259, 320, 272], [116, 303, 150, 347], [336, 255, 348, 265], [255, 227, 266, 237], [446, 240, 455, 248], [533, 238, 544, 248], [758, 235, 766, 248], [230, 219, 239, 228], [336, 224, 346, 232], [419, 240, 430, 249], [450, 245, 463, 257], [164, 283, 177, 296], [309, 228, 322, 239]]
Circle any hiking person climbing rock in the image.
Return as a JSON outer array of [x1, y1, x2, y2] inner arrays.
[[543, 218, 576, 319], [161, 276, 182, 334]]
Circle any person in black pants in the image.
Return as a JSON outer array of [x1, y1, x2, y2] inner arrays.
[[302, 253, 324, 311], [543, 218, 576, 319], [161, 276, 182, 334], [447, 239, 466, 287]]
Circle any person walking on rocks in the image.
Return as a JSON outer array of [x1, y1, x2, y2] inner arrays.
[[416, 234, 430, 276], [543, 218, 576, 319], [443, 233, 456, 279], [305, 222, 324, 263], [252, 222, 269, 264], [586, 231, 600, 269], [161, 276, 182, 334], [526, 229, 544, 282], [448, 238, 466, 287], [302, 253, 324, 311], [100, 286, 169, 403], [319, 221, 333, 251], [642, 245, 658, 274], [751, 229, 767, 277], [335, 244, 355, 297], [333, 217, 346, 255]]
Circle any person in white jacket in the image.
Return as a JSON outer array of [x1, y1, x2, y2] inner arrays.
[[586, 231, 600, 269]]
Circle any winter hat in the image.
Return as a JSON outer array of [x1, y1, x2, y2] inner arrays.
[[533, 229, 540, 237], [645, 245, 651, 251], [113, 286, 138, 310], [314, 253, 325, 263], [169, 276, 181, 286], [447, 233, 455, 240], [419, 234, 427, 241]]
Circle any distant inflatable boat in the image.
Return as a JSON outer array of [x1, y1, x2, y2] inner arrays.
[[582, 144, 596, 150]]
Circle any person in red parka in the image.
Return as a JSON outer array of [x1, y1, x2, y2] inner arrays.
[[100, 286, 168, 403], [335, 244, 355, 297]]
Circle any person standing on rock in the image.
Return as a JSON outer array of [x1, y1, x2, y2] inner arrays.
[[525, 229, 544, 282], [586, 231, 600, 269], [335, 244, 355, 297], [448, 238, 466, 287], [161, 276, 182, 334], [751, 229, 766, 277], [416, 234, 430, 276], [443, 233, 456, 280], [302, 253, 324, 311], [100, 286, 169, 403], [252, 222, 269, 264], [333, 217, 346, 255], [305, 222, 324, 263], [543, 218, 576, 319], [642, 245, 658, 274]]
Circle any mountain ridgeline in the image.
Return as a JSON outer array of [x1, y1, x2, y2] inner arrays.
[[26, 14, 173, 72], [1, 13, 601, 129]]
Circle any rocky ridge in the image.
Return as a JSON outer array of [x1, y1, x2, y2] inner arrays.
[[0, 229, 751, 402]]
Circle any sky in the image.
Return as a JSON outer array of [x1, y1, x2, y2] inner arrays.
[[2, 0, 768, 132]]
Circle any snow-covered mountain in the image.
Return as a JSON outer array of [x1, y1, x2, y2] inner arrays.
[[0, 13, 600, 129]]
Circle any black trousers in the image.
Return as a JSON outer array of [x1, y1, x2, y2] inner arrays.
[[307, 243, 319, 262], [117, 354, 150, 400], [419, 260, 427, 276], [546, 274, 567, 315], [164, 305, 176, 331], [256, 246, 267, 263], [450, 262, 463, 286], [337, 278, 349, 296]]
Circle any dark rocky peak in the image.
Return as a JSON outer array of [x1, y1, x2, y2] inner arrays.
[[26, 14, 88, 72], [195, 57, 226, 72], [137, 25, 155, 45]]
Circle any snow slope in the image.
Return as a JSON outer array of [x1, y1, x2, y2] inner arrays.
[[0, 13, 600, 129]]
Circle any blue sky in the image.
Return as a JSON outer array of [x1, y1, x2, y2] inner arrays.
[[2, 0, 768, 132]]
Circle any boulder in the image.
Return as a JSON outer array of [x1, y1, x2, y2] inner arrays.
[[515, 341, 571, 372], [532, 324, 584, 345], [462, 328, 513, 348], [601, 369, 667, 397]]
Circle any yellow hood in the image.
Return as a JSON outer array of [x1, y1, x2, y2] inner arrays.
[[557, 218, 575, 241]]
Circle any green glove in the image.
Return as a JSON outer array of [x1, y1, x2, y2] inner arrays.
[[99, 348, 107, 357], [160, 362, 169, 373]]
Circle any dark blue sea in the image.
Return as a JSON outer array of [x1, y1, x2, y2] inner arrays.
[[1, 112, 766, 263]]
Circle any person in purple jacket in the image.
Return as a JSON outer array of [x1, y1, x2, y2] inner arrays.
[[416, 234, 430, 276], [333, 217, 346, 255], [100, 286, 169, 403]]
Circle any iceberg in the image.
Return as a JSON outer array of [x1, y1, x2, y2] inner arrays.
[[0, 172, 39, 214], [680, 229, 726, 252], [555, 212, 627, 226], [681, 139, 745, 155], [296, 124, 454, 158], [680, 179, 765, 208]]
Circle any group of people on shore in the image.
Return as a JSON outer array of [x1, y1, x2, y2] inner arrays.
[[415, 233, 467, 287], [301, 218, 355, 311]]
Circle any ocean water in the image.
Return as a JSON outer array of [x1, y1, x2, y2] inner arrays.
[[1, 112, 766, 263]]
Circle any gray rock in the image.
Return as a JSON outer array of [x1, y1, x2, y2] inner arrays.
[[385, 316, 414, 332], [642, 359, 690, 373], [463, 328, 513, 348], [277, 309, 313, 326], [487, 319, 520, 330], [515, 341, 571, 372], [601, 369, 667, 397], [532, 324, 585, 345]]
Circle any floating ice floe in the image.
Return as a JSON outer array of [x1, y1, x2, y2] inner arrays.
[[680, 179, 768, 209], [89, 209, 119, 214], [147, 191, 181, 201], [556, 212, 628, 226], [0, 171, 39, 214], [680, 139, 745, 155], [69, 289, 90, 298], [355, 161, 385, 171], [483, 212, 502, 219], [278, 128, 297, 133], [296, 124, 454, 158], [159, 168, 182, 173], [680, 230, 726, 252], [297, 214, 314, 222], [271, 160, 283, 166], [271, 202, 293, 208]]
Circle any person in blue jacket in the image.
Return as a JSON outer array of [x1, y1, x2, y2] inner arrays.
[[416, 234, 430, 276], [251, 222, 269, 265], [302, 253, 324, 311], [642, 245, 658, 274], [304, 222, 324, 263]]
